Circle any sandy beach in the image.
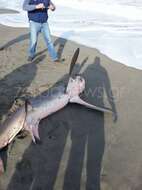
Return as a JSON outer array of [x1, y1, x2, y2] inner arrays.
[[0, 23, 142, 190]]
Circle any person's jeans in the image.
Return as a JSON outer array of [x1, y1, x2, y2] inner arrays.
[[29, 20, 58, 61]]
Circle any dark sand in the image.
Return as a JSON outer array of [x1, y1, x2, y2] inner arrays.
[[0, 24, 142, 190]]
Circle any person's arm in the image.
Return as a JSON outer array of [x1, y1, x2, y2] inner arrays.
[[23, 0, 36, 11], [23, 0, 45, 11], [48, 1, 56, 11]]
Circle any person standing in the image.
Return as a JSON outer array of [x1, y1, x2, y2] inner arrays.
[[23, 0, 59, 62]]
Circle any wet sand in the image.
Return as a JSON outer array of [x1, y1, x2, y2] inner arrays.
[[0, 9, 19, 14], [0, 24, 142, 190]]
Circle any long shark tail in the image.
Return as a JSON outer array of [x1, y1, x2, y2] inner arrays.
[[65, 48, 80, 92]]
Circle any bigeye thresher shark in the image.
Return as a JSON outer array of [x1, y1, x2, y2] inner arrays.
[[0, 48, 113, 173]]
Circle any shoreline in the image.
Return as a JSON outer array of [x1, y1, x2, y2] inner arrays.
[[0, 24, 142, 190], [0, 23, 141, 72], [0, 9, 19, 14]]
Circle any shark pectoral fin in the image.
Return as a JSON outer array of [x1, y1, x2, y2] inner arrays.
[[29, 128, 36, 144], [28, 120, 40, 143], [32, 125, 40, 141], [70, 96, 112, 113]]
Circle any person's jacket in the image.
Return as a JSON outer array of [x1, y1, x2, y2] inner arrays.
[[23, 0, 50, 23]]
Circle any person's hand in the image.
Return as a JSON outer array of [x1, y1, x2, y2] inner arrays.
[[36, 3, 45, 9], [48, 3, 56, 11]]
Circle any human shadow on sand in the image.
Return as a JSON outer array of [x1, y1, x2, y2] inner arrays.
[[6, 56, 117, 190], [63, 56, 117, 190], [0, 33, 47, 59], [0, 32, 68, 61], [54, 31, 75, 60], [0, 54, 46, 118], [0, 33, 29, 51], [0, 54, 46, 170]]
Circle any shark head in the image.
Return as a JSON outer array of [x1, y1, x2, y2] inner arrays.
[[66, 75, 85, 97], [67, 75, 112, 114]]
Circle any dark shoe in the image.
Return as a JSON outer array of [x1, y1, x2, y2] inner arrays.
[[0, 46, 4, 51], [27, 56, 34, 62], [54, 58, 65, 63]]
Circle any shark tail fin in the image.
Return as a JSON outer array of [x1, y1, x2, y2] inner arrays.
[[65, 48, 80, 92]]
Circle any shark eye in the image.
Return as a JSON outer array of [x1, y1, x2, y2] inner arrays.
[[79, 77, 83, 82]]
